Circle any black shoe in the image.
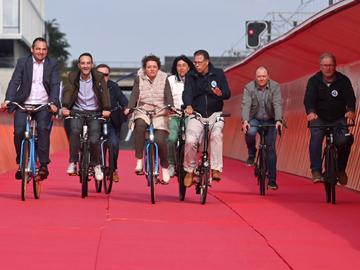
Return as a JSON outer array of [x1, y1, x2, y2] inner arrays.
[[246, 156, 255, 166], [15, 169, 22, 180], [39, 165, 49, 180], [267, 181, 278, 190]]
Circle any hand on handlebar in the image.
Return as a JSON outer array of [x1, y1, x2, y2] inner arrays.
[[185, 105, 193, 115], [50, 104, 58, 113], [212, 87, 222, 97], [0, 101, 10, 112], [102, 110, 111, 118], [242, 120, 250, 134], [307, 112, 318, 121], [61, 107, 70, 117]]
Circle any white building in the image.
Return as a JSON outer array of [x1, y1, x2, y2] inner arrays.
[[0, 0, 45, 100]]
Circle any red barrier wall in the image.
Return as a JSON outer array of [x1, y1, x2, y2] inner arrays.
[[0, 114, 68, 174], [223, 1, 360, 190]]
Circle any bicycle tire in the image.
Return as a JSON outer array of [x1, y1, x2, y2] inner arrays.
[[200, 167, 210, 205], [20, 140, 30, 201], [80, 144, 90, 198], [324, 146, 337, 204], [259, 149, 267, 196], [148, 144, 156, 204], [33, 174, 41, 199], [94, 177, 102, 193], [102, 141, 114, 194], [177, 143, 186, 201]]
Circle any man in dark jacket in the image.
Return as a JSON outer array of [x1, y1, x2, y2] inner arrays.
[[61, 53, 111, 181], [96, 64, 128, 182], [182, 49, 231, 187], [304, 52, 356, 185], [1, 37, 60, 180]]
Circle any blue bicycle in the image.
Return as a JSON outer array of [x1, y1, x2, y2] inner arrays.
[[10, 102, 51, 201], [130, 106, 169, 204]]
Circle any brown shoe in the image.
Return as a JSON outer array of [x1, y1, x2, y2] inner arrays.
[[112, 171, 119, 182], [338, 171, 348, 186], [184, 172, 193, 187], [212, 170, 221, 181], [311, 170, 322, 183]]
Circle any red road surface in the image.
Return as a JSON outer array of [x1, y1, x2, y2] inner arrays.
[[1, 150, 360, 270]]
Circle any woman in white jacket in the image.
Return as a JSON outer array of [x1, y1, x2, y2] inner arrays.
[[167, 55, 194, 176]]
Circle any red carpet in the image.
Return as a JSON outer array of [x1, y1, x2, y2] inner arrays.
[[1, 150, 360, 269]]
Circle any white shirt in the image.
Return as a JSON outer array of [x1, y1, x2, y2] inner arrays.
[[25, 57, 49, 105], [168, 75, 184, 109]]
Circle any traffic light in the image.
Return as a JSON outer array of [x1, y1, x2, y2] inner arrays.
[[246, 21, 270, 49]]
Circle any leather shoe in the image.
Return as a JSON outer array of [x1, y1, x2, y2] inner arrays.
[[212, 170, 221, 181], [39, 165, 49, 180], [184, 172, 193, 187], [338, 171, 348, 185], [15, 169, 22, 180]]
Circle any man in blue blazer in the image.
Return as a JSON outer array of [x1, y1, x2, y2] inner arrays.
[[1, 37, 60, 180]]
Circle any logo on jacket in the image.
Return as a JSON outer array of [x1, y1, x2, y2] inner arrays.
[[211, 80, 217, 88], [331, 90, 338, 97]]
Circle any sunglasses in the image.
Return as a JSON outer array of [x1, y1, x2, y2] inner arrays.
[[102, 73, 109, 77]]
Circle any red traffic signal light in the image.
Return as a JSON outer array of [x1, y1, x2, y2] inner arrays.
[[246, 21, 270, 49]]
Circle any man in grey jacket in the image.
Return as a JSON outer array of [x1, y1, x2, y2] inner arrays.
[[242, 66, 282, 190]]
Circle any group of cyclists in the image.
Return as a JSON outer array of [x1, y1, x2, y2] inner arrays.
[[0, 37, 357, 193]]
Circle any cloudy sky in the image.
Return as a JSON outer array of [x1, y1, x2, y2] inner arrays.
[[45, 0, 327, 65]]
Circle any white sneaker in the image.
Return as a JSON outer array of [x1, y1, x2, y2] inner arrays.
[[162, 168, 170, 184], [94, 164, 103, 181], [135, 159, 143, 174], [168, 165, 175, 177], [67, 162, 77, 175]]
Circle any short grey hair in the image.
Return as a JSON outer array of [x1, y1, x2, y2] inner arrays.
[[320, 52, 336, 65]]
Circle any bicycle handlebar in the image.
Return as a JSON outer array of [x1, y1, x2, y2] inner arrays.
[[307, 122, 355, 128], [10, 102, 51, 112], [65, 111, 104, 121]]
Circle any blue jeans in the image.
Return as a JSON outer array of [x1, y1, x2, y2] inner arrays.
[[108, 125, 121, 170], [309, 117, 353, 172], [245, 119, 277, 181]]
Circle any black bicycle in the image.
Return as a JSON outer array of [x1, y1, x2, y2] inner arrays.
[[67, 112, 106, 198], [170, 108, 187, 201], [308, 122, 354, 204], [95, 119, 114, 194], [251, 123, 280, 196], [191, 112, 230, 204]]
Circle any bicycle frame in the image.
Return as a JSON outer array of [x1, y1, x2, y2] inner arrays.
[[144, 114, 160, 184], [20, 116, 37, 177]]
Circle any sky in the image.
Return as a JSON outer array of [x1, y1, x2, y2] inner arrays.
[[45, 0, 313, 66]]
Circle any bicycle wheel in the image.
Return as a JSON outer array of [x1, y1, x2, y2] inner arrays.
[[259, 149, 267, 196], [94, 175, 102, 193], [102, 141, 114, 194], [200, 167, 210, 205], [177, 143, 186, 201], [324, 146, 337, 204], [20, 140, 30, 201], [147, 144, 156, 204], [80, 144, 90, 198], [33, 169, 41, 199]]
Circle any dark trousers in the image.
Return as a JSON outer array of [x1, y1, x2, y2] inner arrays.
[[245, 118, 277, 181], [108, 125, 121, 170], [134, 119, 169, 168], [14, 108, 52, 165], [69, 116, 101, 165], [309, 117, 353, 172]]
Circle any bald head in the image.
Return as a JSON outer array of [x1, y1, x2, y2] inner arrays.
[[255, 66, 270, 88]]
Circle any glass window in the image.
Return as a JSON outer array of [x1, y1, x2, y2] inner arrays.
[[3, 0, 20, 33]]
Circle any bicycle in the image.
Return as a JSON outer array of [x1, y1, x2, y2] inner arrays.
[[308, 122, 354, 204], [129, 105, 170, 204], [98, 119, 114, 194], [169, 108, 187, 201], [190, 112, 230, 205], [251, 123, 280, 196], [9, 102, 52, 201], [66, 112, 106, 198]]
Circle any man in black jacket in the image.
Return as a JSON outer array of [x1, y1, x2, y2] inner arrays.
[[96, 64, 128, 182], [1, 37, 60, 180], [304, 52, 356, 185], [182, 49, 231, 187]]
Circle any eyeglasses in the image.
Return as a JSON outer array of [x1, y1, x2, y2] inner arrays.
[[102, 73, 109, 76]]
